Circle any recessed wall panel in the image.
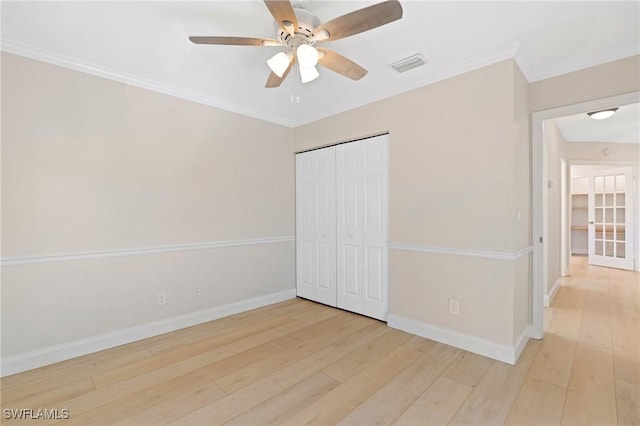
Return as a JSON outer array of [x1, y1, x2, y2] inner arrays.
[[318, 242, 332, 289], [366, 247, 383, 301], [366, 175, 382, 230], [343, 245, 359, 296]]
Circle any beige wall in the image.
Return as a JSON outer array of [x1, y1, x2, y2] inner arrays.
[[530, 55, 640, 112], [544, 120, 567, 297], [295, 60, 529, 348], [1, 53, 295, 357], [512, 64, 531, 342], [528, 56, 639, 334], [297, 61, 517, 252], [565, 141, 640, 163], [2, 54, 294, 255], [2, 244, 293, 356], [4, 48, 638, 366]]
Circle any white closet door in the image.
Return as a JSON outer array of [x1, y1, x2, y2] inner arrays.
[[336, 136, 389, 320], [296, 148, 337, 306]]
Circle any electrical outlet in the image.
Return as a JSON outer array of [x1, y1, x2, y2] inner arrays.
[[194, 287, 200, 298], [157, 291, 167, 306], [449, 298, 460, 315]]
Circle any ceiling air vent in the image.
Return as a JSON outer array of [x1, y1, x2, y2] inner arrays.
[[391, 54, 427, 73]]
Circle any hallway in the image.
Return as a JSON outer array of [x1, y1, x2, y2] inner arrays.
[[510, 255, 639, 425]]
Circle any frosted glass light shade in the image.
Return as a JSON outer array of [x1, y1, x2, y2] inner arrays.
[[267, 52, 291, 77], [587, 108, 618, 120], [299, 65, 319, 83], [297, 44, 319, 68]]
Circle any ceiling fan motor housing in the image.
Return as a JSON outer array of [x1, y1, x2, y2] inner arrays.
[[274, 8, 321, 50]]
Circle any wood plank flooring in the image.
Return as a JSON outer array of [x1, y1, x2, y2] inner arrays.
[[1, 256, 638, 425]]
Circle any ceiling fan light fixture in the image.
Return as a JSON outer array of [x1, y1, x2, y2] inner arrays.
[[314, 29, 330, 41], [587, 107, 619, 120], [297, 44, 319, 68], [267, 51, 292, 77], [299, 65, 319, 83], [190, 0, 404, 88]]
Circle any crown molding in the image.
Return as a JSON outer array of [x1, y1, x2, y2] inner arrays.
[[293, 43, 521, 127], [523, 44, 640, 83], [296, 43, 640, 127], [2, 38, 520, 129], [513, 42, 536, 82], [3, 38, 637, 129], [1, 39, 296, 128]]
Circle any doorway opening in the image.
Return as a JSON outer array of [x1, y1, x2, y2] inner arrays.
[[570, 165, 636, 270], [532, 92, 640, 339]]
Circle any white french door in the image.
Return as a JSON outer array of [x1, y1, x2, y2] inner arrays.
[[295, 135, 389, 321], [336, 137, 389, 320], [588, 167, 635, 270], [295, 147, 337, 306]]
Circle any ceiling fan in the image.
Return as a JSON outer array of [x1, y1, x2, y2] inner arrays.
[[189, 0, 403, 88]]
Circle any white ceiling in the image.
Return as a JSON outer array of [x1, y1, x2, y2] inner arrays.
[[554, 103, 640, 144], [2, 1, 639, 127]]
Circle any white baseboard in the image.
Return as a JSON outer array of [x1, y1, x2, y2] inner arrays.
[[388, 315, 532, 365], [0, 289, 296, 377], [514, 325, 533, 362], [571, 249, 588, 256], [544, 278, 561, 307]]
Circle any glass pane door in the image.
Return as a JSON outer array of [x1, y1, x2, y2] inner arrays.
[[588, 167, 634, 270]]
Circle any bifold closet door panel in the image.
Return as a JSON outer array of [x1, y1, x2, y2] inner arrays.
[[295, 148, 337, 307], [336, 136, 389, 320]]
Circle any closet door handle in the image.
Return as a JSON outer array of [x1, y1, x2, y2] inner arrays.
[[321, 233, 326, 239], [347, 233, 354, 239], [588, 221, 594, 224]]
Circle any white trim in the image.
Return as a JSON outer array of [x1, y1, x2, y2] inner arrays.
[[1, 40, 296, 128], [5, 38, 637, 129], [0, 289, 297, 377], [1, 236, 295, 266], [560, 157, 569, 277], [513, 246, 534, 259], [388, 315, 532, 365], [532, 91, 640, 340], [513, 43, 535, 82], [544, 278, 561, 307], [3, 38, 638, 129], [3, 39, 517, 129], [295, 43, 520, 127], [389, 243, 532, 261], [513, 325, 533, 363], [524, 44, 640, 83]]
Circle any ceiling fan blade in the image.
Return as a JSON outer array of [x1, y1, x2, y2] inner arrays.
[[313, 0, 403, 42], [189, 36, 281, 46], [318, 49, 368, 81], [263, 1, 298, 35], [265, 56, 295, 88]]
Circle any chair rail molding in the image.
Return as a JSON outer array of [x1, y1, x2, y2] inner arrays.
[[389, 242, 533, 261], [1, 236, 295, 266]]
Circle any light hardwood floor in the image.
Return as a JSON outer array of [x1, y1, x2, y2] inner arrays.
[[1, 256, 638, 425]]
